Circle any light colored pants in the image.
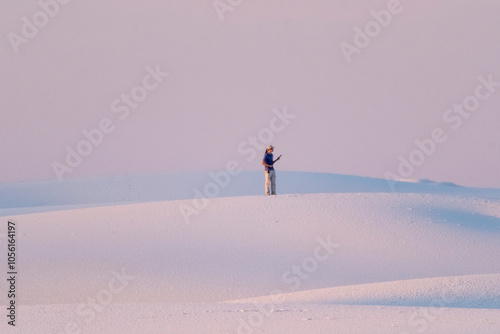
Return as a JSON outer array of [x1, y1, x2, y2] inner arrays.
[[265, 170, 276, 195]]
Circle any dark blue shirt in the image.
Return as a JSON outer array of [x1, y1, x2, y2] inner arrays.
[[263, 153, 274, 172]]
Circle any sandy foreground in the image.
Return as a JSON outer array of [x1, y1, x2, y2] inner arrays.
[[1, 174, 500, 333]]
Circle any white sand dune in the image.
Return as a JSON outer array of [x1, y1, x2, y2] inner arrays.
[[1, 172, 500, 333], [2, 171, 499, 215], [228, 274, 500, 309]]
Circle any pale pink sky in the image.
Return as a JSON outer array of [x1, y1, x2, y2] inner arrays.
[[1, 0, 500, 187]]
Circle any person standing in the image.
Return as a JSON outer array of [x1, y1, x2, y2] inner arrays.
[[262, 145, 281, 195]]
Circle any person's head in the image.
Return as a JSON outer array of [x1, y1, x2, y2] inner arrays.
[[267, 145, 274, 153]]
